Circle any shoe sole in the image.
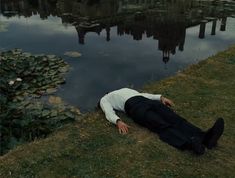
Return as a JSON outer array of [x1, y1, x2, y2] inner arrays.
[[207, 118, 224, 149], [191, 137, 205, 155]]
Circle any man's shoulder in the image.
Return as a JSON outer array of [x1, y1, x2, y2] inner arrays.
[[106, 87, 132, 94], [101, 87, 136, 99], [117, 87, 135, 92]]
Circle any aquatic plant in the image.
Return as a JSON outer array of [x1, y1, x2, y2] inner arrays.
[[64, 51, 82, 58], [0, 49, 80, 154], [0, 22, 8, 32]]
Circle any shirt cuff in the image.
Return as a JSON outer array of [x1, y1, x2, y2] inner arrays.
[[116, 119, 121, 124], [158, 95, 162, 101], [110, 116, 120, 125]]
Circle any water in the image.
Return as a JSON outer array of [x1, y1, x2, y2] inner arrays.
[[0, 0, 235, 112]]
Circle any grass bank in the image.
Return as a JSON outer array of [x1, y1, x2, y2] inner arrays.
[[1, 46, 235, 177]]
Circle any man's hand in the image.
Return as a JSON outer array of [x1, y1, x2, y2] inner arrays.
[[161, 96, 174, 107], [116, 120, 130, 134]]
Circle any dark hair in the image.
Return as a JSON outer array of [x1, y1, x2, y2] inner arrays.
[[97, 91, 109, 109], [97, 100, 101, 109]]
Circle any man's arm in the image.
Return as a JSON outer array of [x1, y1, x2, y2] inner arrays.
[[141, 93, 162, 100], [141, 93, 174, 107], [160, 96, 174, 107], [116, 119, 130, 134], [100, 97, 120, 124], [100, 97, 130, 134]]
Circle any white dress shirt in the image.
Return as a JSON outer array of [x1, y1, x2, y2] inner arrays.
[[100, 88, 161, 124]]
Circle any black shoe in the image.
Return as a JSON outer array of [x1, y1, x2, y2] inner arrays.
[[191, 137, 205, 155], [203, 118, 224, 149]]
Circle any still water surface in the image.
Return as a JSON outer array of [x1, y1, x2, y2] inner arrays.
[[0, 0, 235, 111]]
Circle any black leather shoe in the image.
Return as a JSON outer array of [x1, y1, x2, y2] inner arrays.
[[203, 118, 224, 149], [191, 137, 205, 155]]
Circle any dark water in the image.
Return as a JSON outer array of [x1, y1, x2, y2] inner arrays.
[[0, 0, 235, 112]]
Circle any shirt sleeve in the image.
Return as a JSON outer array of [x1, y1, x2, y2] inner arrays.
[[100, 97, 120, 125], [141, 93, 162, 100]]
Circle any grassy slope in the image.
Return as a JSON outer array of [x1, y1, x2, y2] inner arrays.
[[1, 46, 235, 178]]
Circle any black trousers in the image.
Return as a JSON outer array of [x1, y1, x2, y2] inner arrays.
[[124, 96, 205, 149]]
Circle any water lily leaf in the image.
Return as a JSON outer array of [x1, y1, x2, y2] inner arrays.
[[36, 66, 43, 71], [35, 54, 44, 57], [0, 94, 7, 103], [48, 71, 57, 76], [58, 115, 67, 120], [30, 94, 41, 98], [8, 137, 19, 149], [0, 22, 9, 32], [37, 76, 44, 82], [59, 66, 69, 73], [22, 52, 31, 57], [48, 96, 63, 105], [32, 102, 43, 110], [32, 110, 42, 116], [20, 100, 30, 107], [50, 110, 58, 117], [64, 51, 82, 58], [0, 49, 72, 154], [51, 65, 59, 69], [70, 107, 81, 115], [57, 105, 66, 112], [44, 67, 50, 71], [47, 54, 56, 58], [65, 111, 74, 118], [12, 119, 22, 125], [46, 88, 57, 94], [23, 71, 31, 76], [42, 110, 50, 117], [12, 49, 22, 55], [29, 88, 37, 93], [15, 96, 24, 101]]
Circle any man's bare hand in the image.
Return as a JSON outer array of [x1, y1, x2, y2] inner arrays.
[[116, 120, 130, 134], [161, 96, 174, 107]]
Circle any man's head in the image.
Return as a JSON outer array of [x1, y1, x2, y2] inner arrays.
[[97, 100, 101, 109]]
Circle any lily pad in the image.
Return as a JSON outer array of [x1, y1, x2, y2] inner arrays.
[[48, 96, 63, 105], [0, 22, 9, 32], [59, 66, 69, 73], [46, 88, 57, 94], [0, 49, 78, 155], [70, 107, 81, 115], [42, 110, 50, 117], [65, 111, 75, 118], [22, 52, 31, 57], [47, 55, 56, 58], [64, 51, 82, 58], [50, 110, 58, 117]]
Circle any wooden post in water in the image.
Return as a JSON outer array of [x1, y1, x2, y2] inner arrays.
[[211, 19, 217, 35], [220, 17, 227, 31], [199, 22, 206, 39]]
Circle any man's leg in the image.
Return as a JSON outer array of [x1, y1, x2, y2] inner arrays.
[[134, 110, 205, 154], [150, 100, 205, 140], [203, 118, 224, 149], [145, 110, 206, 154], [125, 96, 205, 154], [143, 110, 189, 149], [151, 100, 224, 150]]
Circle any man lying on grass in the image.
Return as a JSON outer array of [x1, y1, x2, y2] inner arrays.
[[99, 88, 224, 155]]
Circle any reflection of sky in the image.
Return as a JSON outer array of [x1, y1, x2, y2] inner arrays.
[[176, 18, 235, 65], [0, 15, 76, 34], [0, 15, 235, 111]]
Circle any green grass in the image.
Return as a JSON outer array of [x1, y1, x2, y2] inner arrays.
[[1, 46, 235, 177]]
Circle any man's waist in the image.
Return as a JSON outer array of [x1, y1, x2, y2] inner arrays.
[[124, 96, 149, 115]]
